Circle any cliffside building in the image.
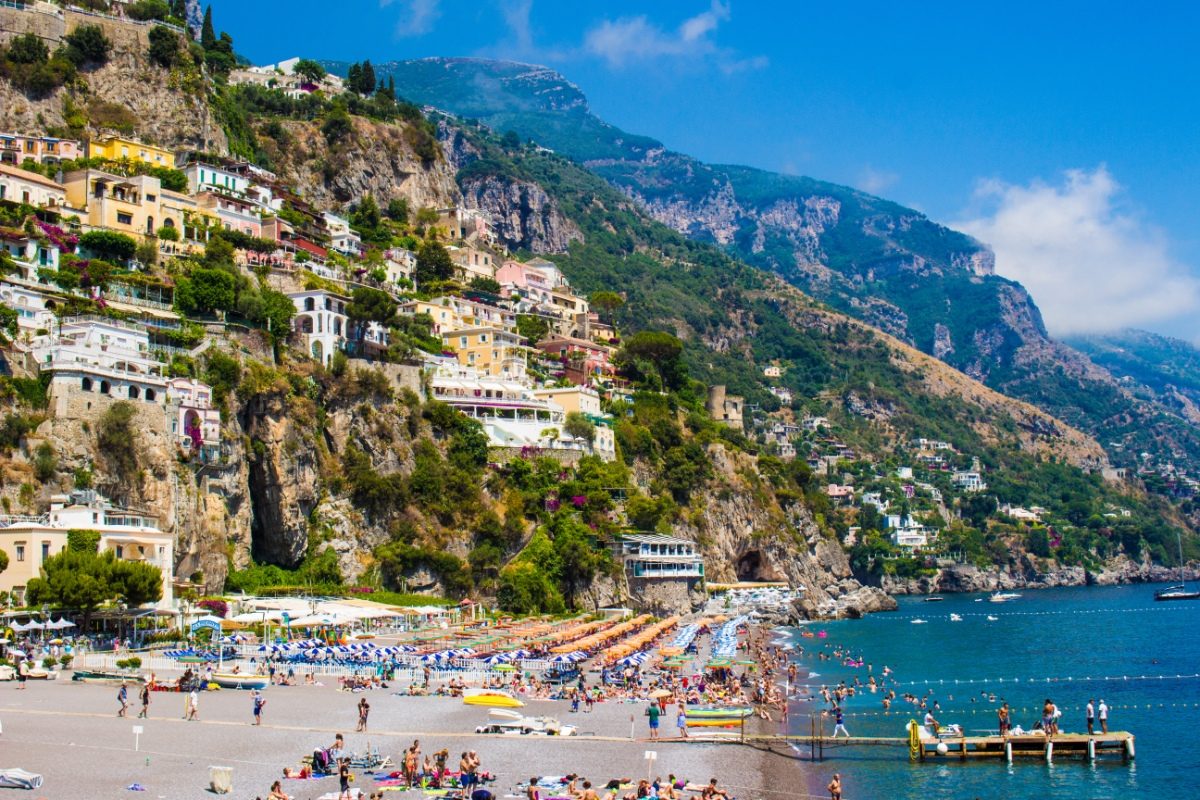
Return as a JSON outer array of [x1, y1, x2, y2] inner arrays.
[[615, 534, 705, 613], [0, 491, 175, 609], [706, 385, 744, 429], [87, 136, 175, 169], [0, 132, 82, 165], [0, 164, 66, 208]]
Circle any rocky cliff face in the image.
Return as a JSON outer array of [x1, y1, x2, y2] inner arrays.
[[0, 7, 226, 153], [261, 117, 459, 212], [459, 174, 582, 254], [880, 554, 1199, 595]]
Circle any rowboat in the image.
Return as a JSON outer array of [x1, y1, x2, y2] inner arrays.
[[462, 689, 524, 708], [210, 673, 269, 690]]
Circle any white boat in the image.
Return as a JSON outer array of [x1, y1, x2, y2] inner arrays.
[[949, 613, 962, 622], [1154, 531, 1200, 601], [986, 615, 999, 621], [989, 592, 1022, 603], [911, 619, 928, 625], [475, 709, 576, 736]]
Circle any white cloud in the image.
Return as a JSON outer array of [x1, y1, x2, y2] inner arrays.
[[581, 1, 763, 72], [499, 0, 533, 53], [857, 166, 899, 195], [954, 166, 1200, 336], [381, 0, 441, 38]]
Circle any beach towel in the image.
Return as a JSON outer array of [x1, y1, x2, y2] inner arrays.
[[316, 790, 365, 800], [0, 769, 43, 789]]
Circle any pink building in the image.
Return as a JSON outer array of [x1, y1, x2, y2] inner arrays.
[[495, 258, 567, 302], [198, 191, 263, 238], [0, 133, 82, 165]]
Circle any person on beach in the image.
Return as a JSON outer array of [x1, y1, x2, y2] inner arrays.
[[117, 681, 129, 717], [1042, 699, 1056, 736], [338, 758, 352, 800], [700, 778, 729, 800], [138, 682, 151, 719], [676, 704, 688, 738], [268, 779, 291, 800], [1086, 698, 1095, 734], [827, 773, 842, 800], [356, 696, 370, 732], [15, 657, 27, 690], [832, 705, 850, 738], [647, 701, 661, 740], [187, 688, 199, 721], [1099, 699, 1108, 733], [404, 742, 421, 786], [253, 689, 266, 725]]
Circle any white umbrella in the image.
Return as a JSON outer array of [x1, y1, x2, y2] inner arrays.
[[46, 618, 75, 630]]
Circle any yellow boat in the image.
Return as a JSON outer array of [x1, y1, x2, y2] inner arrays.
[[685, 717, 746, 728], [462, 690, 525, 709]]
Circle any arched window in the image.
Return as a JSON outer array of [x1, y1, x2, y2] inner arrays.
[[145, 388, 157, 402], [128, 386, 140, 400], [81, 377, 93, 392], [99, 381, 110, 395], [304, 297, 315, 312]]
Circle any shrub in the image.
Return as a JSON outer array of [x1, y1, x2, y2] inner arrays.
[[63, 24, 111, 67], [6, 33, 48, 65], [127, 0, 170, 21], [196, 598, 227, 618], [97, 402, 139, 480], [147, 26, 179, 69], [79, 230, 136, 263]]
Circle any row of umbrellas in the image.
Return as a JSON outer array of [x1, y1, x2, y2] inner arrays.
[[710, 616, 748, 661], [10, 618, 76, 632], [552, 614, 651, 655]]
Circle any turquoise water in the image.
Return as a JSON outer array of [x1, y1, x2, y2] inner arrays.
[[782, 584, 1199, 799]]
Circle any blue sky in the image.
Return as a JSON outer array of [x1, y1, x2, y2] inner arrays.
[[210, 0, 1200, 339]]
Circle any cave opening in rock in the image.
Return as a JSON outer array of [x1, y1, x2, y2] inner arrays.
[[737, 550, 766, 581]]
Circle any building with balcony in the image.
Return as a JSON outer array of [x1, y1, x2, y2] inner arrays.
[[531, 385, 616, 462], [0, 226, 62, 275], [535, 335, 615, 385], [0, 491, 175, 609], [62, 169, 191, 241], [87, 136, 175, 168], [429, 361, 588, 455], [30, 317, 168, 416], [167, 377, 221, 459], [0, 280, 56, 336], [0, 132, 82, 165], [323, 212, 362, 256], [401, 295, 517, 335], [197, 191, 262, 238], [0, 164, 66, 208], [289, 289, 349, 367], [183, 162, 250, 196], [441, 326, 528, 382], [615, 534, 705, 580], [448, 245, 496, 283]]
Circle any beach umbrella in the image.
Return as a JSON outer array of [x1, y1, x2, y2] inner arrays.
[[46, 618, 75, 630], [649, 689, 672, 699]]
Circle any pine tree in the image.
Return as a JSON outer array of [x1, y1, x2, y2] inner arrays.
[[347, 63, 362, 93], [200, 5, 215, 49], [359, 60, 376, 95]]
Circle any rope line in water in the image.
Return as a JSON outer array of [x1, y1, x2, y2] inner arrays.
[[788, 672, 1200, 690], [794, 701, 1200, 720], [857, 604, 1196, 621]]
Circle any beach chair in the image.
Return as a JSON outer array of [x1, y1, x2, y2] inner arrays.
[[0, 769, 42, 789]]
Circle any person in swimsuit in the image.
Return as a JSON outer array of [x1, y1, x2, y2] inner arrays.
[[827, 773, 841, 800], [338, 759, 351, 800], [997, 702, 1010, 736]]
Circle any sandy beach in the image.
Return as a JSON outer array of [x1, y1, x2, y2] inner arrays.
[[0, 677, 806, 800]]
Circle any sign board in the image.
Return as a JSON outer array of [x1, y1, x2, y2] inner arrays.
[[190, 619, 221, 634], [644, 751, 657, 760], [132, 726, 144, 735]]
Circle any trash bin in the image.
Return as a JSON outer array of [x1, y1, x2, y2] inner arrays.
[[209, 765, 233, 794]]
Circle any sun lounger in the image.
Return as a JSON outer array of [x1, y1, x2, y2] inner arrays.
[[0, 769, 43, 789]]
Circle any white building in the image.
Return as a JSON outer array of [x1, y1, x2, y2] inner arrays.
[[0, 228, 62, 275], [763, 365, 782, 378], [429, 361, 589, 454], [952, 470, 987, 492], [0, 163, 66, 208], [531, 385, 616, 462], [184, 162, 250, 197], [769, 385, 793, 405], [614, 534, 704, 580], [0, 281, 56, 335], [802, 416, 830, 432], [0, 491, 174, 609], [323, 212, 362, 257], [383, 248, 417, 286], [167, 377, 221, 459], [30, 317, 169, 416], [289, 289, 348, 367]]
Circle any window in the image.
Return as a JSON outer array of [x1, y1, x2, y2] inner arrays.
[[41, 542, 49, 560], [81, 377, 92, 391], [117, 212, 133, 225], [145, 388, 156, 402], [15, 543, 24, 562], [115, 545, 123, 558]]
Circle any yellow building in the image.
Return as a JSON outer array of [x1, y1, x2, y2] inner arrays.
[[441, 326, 528, 382], [87, 136, 176, 169], [63, 169, 205, 241]]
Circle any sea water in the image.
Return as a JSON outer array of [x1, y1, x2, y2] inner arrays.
[[782, 584, 1198, 799]]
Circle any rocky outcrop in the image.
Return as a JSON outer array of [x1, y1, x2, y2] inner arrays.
[[0, 7, 226, 153], [459, 174, 583, 254], [880, 554, 1199, 595], [263, 117, 459, 212]]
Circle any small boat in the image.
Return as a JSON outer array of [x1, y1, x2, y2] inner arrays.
[[71, 670, 144, 684], [924, 596, 945, 602], [1154, 531, 1200, 601], [687, 717, 746, 728], [911, 619, 927, 625], [989, 592, 1022, 603], [476, 709, 574, 735], [210, 673, 269, 690], [688, 706, 753, 719], [949, 614, 962, 622], [463, 689, 524, 708], [986, 615, 999, 621]]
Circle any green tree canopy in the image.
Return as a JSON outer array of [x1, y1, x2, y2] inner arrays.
[[292, 58, 325, 84], [63, 24, 112, 67], [589, 290, 624, 323], [147, 25, 179, 69], [415, 241, 453, 284], [175, 267, 237, 315], [79, 230, 137, 263]]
